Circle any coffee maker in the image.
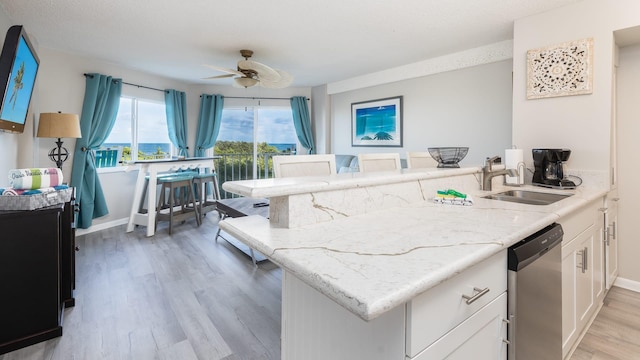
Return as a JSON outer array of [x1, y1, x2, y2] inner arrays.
[[532, 149, 576, 189]]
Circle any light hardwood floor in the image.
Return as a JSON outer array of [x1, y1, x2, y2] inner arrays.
[[0, 215, 282, 360], [571, 286, 640, 360], [1, 213, 639, 360]]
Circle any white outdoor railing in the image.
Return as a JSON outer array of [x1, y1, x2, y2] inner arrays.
[[214, 152, 292, 199]]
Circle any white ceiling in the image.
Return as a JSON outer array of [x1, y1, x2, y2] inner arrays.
[[0, 0, 582, 88]]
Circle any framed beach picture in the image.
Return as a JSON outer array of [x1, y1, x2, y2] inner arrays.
[[351, 96, 403, 147]]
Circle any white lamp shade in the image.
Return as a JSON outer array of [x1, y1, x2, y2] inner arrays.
[[234, 77, 259, 88]]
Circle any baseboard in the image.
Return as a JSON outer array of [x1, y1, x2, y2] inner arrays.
[[76, 218, 128, 236], [613, 277, 640, 293]]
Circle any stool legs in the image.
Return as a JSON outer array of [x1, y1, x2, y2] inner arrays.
[[189, 183, 201, 226], [193, 174, 220, 224], [167, 183, 176, 234], [155, 178, 200, 235]]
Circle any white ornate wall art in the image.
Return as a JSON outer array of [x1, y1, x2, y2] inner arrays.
[[526, 38, 593, 99]]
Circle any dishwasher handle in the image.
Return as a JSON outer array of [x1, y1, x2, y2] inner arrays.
[[508, 223, 564, 271]]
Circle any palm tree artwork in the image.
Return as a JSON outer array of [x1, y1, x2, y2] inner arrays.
[[8, 62, 25, 110], [352, 96, 402, 146], [356, 104, 396, 141], [374, 131, 393, 140]]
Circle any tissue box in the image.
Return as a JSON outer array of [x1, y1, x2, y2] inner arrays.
[[0, 188, 73, 211]]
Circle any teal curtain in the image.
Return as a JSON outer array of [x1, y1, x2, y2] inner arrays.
[[194, 94, 224, 157], [70, 73, 122, 229], [165, 89, 189, 157], [290, 96, 315, 154]]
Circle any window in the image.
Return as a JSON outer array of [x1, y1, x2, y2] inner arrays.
[[103, 97, 172, 163], [214, 105, 298, 187]]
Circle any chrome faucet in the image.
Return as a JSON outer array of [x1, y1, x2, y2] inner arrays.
[[482, 156, 519, 191]]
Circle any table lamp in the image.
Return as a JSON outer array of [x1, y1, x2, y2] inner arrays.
[[37, 112, 82, 169]]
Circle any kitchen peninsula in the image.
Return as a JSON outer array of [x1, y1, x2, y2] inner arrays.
[[219, 167, 606, 360]]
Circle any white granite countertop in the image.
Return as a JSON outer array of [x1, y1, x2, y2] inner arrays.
[[219, 171, 607, 321], [220, 167, 479, 199]]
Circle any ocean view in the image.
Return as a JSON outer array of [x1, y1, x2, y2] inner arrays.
[[270, 143, 296, 152], [103, 142, 296, 154], [104, 143, 170, 155]]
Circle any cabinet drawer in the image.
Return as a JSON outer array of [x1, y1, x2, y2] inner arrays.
[[560, 199, 600, 245], [409, 292, 507, 360], [405, 251, 507, 357]]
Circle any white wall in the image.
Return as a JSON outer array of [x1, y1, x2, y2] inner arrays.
[[32, 48, 192, 227], [615, 43, 640, 283], [311, 84, 331, 154], [36, 47, 192, 167], [513, 0, 640, 282], [330, 60, 513, 166], [513, 0, 640, 175]]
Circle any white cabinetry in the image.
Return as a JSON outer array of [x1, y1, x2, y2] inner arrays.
[[604, 192, 619, 289], [405, 251, 507, 357], [281, 251, 508, 360], [411, 293, 507, 360], [560, 198, 605, 359]]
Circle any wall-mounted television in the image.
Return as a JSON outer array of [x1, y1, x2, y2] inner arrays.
[[0, 25, 39, 134]]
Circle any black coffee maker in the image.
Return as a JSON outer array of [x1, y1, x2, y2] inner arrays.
[[532, 149, 576, 189]]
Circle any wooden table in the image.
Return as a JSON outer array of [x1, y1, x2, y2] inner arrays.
[[216, 197, 269, 264], [125, 157, 215, 237]]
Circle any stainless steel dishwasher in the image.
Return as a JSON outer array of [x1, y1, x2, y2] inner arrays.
[[507, 223, 564, 360]]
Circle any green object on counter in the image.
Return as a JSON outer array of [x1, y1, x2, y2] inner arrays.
[[446, 189, 467, 198]]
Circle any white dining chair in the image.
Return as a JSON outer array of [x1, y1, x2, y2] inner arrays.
[[272, 154, 337, 178], [406, 151, 439, 169], [357, 153, 402, 172]]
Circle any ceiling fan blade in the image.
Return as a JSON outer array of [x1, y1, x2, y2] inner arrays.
[[259, 69, 293, 89], [202, 74, 235, 80], [203, 64, 243, 76], [238, 59, 280, 82]]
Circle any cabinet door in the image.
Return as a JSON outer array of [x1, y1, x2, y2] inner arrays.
[[60, 196, 77, 308], [561, 198, 607, 358], [406, 251, 507, 357], [562, 229, 595, 358], [0, 207, 62, 352], [605, 196, 619, 289], [593, 209, 605, 303], [412, 293, 507, 360]]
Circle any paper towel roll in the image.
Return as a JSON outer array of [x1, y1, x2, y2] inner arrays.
[[505, 148, 524, 185]]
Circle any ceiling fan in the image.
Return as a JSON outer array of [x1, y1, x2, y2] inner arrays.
[[204, 49, 293, 88]]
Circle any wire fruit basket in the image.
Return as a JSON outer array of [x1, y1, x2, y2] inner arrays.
[[427, 147, 469, 168]]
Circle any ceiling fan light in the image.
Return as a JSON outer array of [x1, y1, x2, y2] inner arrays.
[[234, 77, 259, 88]]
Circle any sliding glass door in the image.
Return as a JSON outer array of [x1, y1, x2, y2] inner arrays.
[[214, 106, 298, 196]]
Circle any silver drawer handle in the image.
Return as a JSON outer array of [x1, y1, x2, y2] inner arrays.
[[612, 221, 617, 240], [462, 287, 490, 305]]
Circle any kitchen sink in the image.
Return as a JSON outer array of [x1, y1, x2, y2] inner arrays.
[[483, 190, 572, 205]]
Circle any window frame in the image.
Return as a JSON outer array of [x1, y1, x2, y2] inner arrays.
[[101, 95, 172, 169], [210, 103, 300, 180]]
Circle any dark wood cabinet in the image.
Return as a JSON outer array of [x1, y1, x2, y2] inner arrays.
[[60, 193, 76, 308], [0, 193, 76, 355]]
